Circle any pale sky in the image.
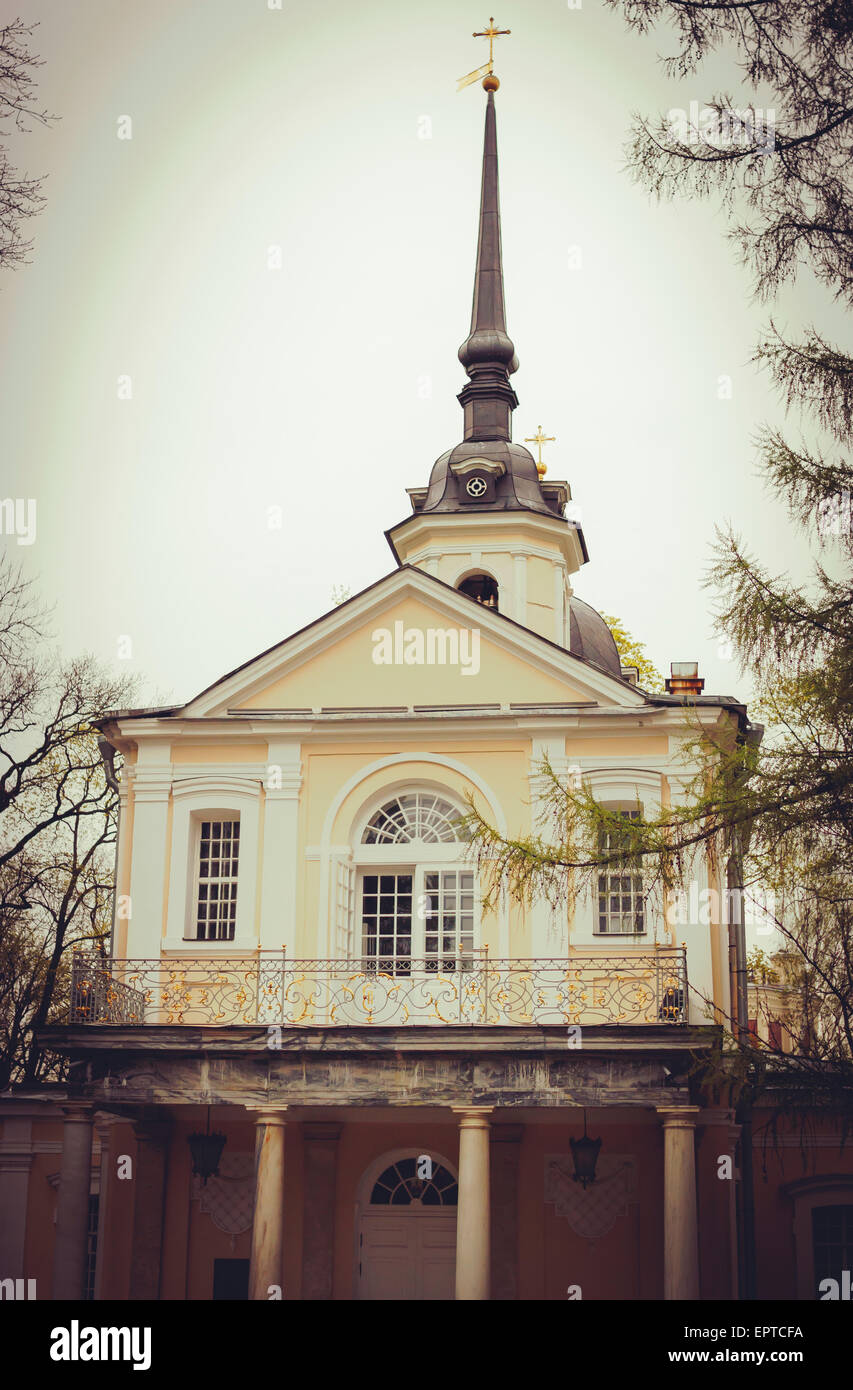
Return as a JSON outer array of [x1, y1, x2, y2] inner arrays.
[[2, 0, 842, 708]]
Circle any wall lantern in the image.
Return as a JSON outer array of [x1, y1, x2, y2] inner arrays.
[[570, 1111, 602, 1189], [188, 1106, 226, 1185]]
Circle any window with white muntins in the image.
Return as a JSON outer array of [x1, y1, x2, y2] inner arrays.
[[596, 808, 646, 935], [195, 818, 240, 941], [357, 792, 475, 975]]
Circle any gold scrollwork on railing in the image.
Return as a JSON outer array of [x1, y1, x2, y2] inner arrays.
[[68, 950, 688, 1028]]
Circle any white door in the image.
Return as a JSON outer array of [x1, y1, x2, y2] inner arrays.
[[359, 1212, 457, 1300]]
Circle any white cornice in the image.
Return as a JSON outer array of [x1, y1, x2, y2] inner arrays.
[[406, 541, 567, 564], [389, 508, 583, 566]]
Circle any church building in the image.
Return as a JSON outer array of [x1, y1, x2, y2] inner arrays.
[[1, 61, 850, 1305]]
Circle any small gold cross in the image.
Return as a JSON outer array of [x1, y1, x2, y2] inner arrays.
[[473, 16, 511, 67], [458, 16, 511, 90], [525, 425, 556, 477]]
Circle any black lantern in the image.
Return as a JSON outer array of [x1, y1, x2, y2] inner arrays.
[[188, 1106, 226, 1185], [570, 1111, 602, 1189]]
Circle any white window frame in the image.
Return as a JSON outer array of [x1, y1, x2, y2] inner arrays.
[[358, 790, 469, 847], [192, 816, 241, 943], [568, 770, 662, 946], [352, 786, 477, 971], [595, 806, 646, 937], [356, 862, 478, 970], [166, 781, 261, 952]]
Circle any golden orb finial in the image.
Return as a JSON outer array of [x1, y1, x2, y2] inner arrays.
[[458, 19, 510, 92]]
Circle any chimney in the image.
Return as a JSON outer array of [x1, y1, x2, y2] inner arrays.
[[621, 665, 639, 687], [665, 661, 705, 695]]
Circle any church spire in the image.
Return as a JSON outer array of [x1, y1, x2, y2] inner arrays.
[[394, 54, 571, 526], [457, 78, 519, 443]]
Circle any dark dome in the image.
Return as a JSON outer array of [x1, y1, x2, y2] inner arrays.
[[569, 599, 622, 679], [421, 440, 558, 517]]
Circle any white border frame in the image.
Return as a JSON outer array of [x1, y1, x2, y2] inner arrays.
[[165, 780, 261, 951]]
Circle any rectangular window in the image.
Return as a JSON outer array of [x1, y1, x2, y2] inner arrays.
[[423, 870, 475, 972], [812, 1205, 853, 1286], [359, 868, 476, 975], [361, 872, 412, 975], [596, 811, 645, 934], [196, 819, 240, 941], [768, 1019, 783, 1051]]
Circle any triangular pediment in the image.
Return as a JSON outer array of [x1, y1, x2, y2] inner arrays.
[[181, 568, 646, 717]]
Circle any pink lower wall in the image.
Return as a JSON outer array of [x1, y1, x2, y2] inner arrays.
[[9, 1109, 853, 1300]]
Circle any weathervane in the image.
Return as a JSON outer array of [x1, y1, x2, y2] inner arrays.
[[525, 424, 556, 478], [457, 16, 511, 92]]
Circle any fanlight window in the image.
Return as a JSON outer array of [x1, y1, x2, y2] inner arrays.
[[369, 1157, 458, 1206], [362, 793, 467, 845]]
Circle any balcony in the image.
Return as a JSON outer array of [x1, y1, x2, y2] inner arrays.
[[69, 949, 687, 1028]]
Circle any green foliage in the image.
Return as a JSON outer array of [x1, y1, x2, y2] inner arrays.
[[747, 947, 779, 986], [600, 613, 665, 691]]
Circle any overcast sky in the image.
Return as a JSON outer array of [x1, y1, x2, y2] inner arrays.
[[2, 0, 843, 708]]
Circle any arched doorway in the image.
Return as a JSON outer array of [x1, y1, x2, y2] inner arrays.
[[356, 1150, 458, 1300]]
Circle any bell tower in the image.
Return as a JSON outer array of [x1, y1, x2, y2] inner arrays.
[[386, 66, 589, 650]]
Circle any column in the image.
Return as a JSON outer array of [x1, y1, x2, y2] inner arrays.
[[553, 563, 566, 644], [248, 1108, 287, 1300], [302, 1123, 341, 1300], [128, 1117, 172, 1300], [52, 1105, 94, 1300], [453, 1107, 493, 1300], [657, 1106, 700, 1300], [490, 1124, 522, 1300], [512, 553, 527, 624]]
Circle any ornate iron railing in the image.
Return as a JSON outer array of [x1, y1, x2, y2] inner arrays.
[[69, 949, 687, 1027]]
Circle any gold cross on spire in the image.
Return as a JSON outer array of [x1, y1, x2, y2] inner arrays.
[[525, 424, 556, 478], [457, 16, 510, 91], [473, 16, 511, 66]]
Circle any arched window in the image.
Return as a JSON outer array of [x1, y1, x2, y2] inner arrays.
[[457, 573, 499, 611], [356, 789, 476, 976], [362, 792, 467, 845], [369, 1157, 458, 1207]]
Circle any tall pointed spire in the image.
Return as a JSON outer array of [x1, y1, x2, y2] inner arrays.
[[457, 81, 519, 443], [396, 66, 567, 525]]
